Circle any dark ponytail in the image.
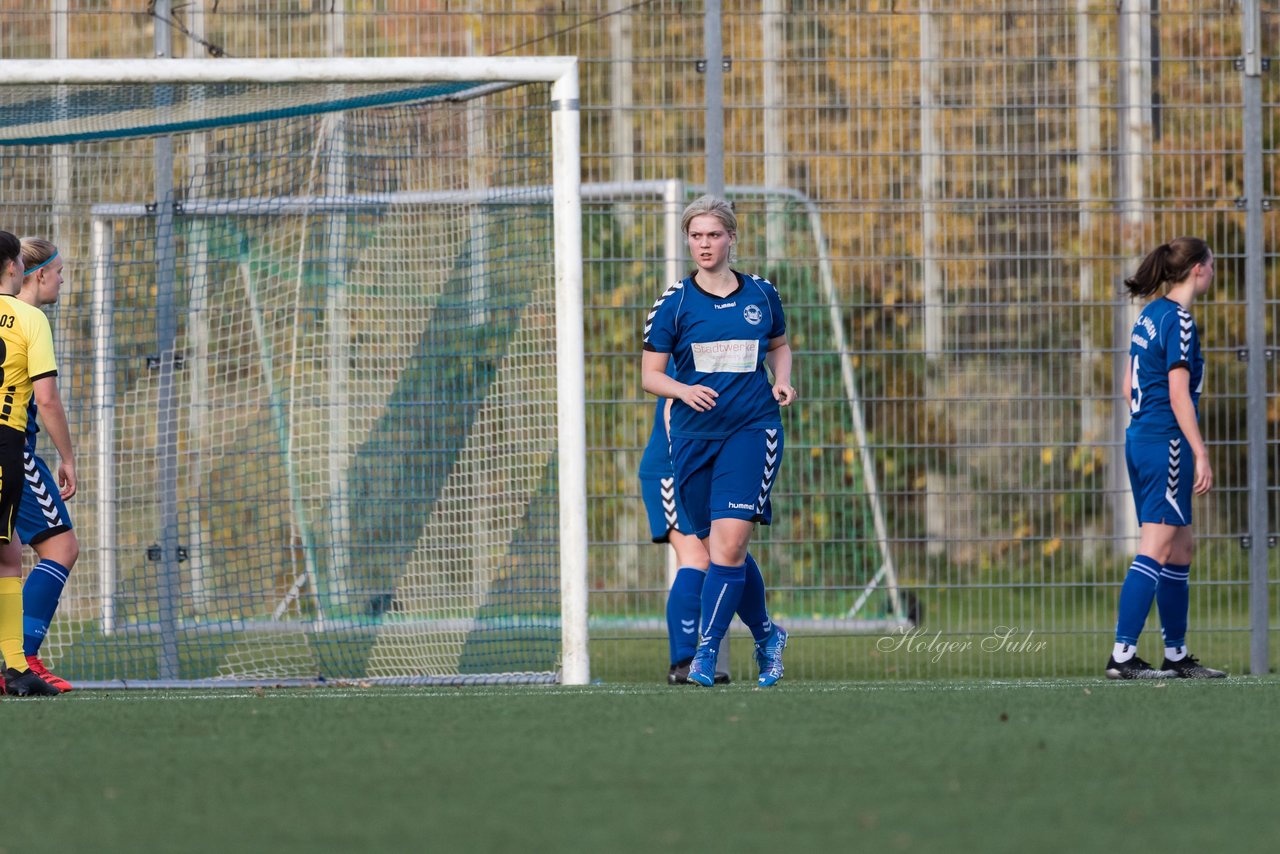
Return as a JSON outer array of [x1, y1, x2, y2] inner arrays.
[[1124, 236, 1210, 298], [0, 230, 20, 274]]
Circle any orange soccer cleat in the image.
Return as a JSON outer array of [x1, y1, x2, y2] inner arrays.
[[25, 656, 73, 692]]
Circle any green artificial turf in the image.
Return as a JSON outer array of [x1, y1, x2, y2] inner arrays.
[[5, 679, 1278, 854]]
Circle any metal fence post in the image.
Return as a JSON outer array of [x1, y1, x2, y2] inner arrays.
[[1241, 0, 1270, 676], [152, 0, 181, 681]]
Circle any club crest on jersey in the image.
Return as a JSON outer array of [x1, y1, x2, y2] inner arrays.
[[743, 304, 763, 325]]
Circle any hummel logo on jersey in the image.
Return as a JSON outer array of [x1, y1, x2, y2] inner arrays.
[[728, 501, 756, 510], [714, 301, 737, 310], [743, 304, 762, 325]]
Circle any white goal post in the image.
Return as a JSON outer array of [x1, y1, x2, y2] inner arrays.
[[0, 57, 589, 687]]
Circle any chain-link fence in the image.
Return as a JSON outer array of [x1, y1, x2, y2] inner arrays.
[[1, 0, 1276, 681]]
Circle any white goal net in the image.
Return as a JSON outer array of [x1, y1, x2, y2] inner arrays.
[[0, 58, 588, 686]]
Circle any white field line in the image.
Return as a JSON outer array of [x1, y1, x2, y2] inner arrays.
[[33, 677, 1279, 702]]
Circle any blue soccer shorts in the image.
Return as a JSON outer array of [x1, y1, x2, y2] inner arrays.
[[1125, 434, 1193, 527], [639, 474, 694, 543], [670, 427, 783, 539], [16, 451, 73, 546]]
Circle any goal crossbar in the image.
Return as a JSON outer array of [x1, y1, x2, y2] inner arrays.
[[0, 57, 578, 87], [0, 58, 579, 148]]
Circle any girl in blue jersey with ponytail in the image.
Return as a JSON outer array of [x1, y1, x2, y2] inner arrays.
[[1108, 236, 1225, 679], [641, 196, 795, 687], [638, 391, 722, 685]]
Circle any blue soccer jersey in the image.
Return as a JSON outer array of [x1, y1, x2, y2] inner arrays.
[[638, 397, 673, 478], [643, 271, 786, 439], [638, 363, 678, 479], [1127, 296, 1203, 441], [24, 400, 40, 453]]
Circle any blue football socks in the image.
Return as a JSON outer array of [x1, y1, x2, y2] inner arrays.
[[698, 561, 746, 648], [735, 553, 773, 643], [666, 567, 705, 665], [1156, 563, 1190, 651], [1115, 554, 1161, 646], [23, 558, 69, 657]]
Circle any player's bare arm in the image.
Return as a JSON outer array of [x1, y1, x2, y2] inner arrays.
[[642, 349, 718, 412], [1168, 367, 1212, 495], [33, 375, 76, 499], [766, 335, 796, 406]]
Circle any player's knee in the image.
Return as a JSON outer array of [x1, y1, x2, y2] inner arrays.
[[0, 552, 20, 576], [708, 525, 752, 566], [0, 539, 22, 576], [1141, 546, 1173, 567], [1169, 541, 1195, 566], [674, 546, 709, 570], [41, 531, 79, 569]]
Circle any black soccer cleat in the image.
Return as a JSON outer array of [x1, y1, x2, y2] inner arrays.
[[1104, 655, 1170, 680], [1161, 654, 1227, 679], [668, 659, 730, 685], [2, 667, 60, 697]]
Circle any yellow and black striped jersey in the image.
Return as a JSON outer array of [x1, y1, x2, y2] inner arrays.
[[0, 294, 56, 434]]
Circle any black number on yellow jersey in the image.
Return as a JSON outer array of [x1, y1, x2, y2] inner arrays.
[[0, 314, 13, 329]]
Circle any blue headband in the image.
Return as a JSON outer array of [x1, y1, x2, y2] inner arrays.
[[23, 251, 58, 277]]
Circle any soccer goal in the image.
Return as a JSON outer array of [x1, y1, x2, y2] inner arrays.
[[0, 57, 588, 687]]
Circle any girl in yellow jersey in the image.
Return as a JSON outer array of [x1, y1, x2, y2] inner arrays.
[[0, 238, 79, 692], [0, 231, 59, 697]]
